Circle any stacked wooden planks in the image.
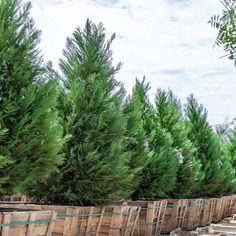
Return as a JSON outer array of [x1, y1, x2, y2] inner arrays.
[[126, 200, 167, 236], [0, 208, 56, 236], [0, 203, 140, 236], [161, 199, 203, 233], [212, 197, 225, 223], [199, 198, 216, 227], [99, 205, 140, 236], [0, 195, 33, 203], [222, 195, 236, 218], [1, 195, 236, 235]]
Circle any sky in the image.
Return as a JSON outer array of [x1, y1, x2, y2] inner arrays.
[[29, 0, 236, 125]]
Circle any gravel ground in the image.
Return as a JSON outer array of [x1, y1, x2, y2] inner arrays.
[[156, 216, 236, 235]]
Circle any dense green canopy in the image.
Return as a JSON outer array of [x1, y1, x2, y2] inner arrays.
[[0, 0, 64, 194], [1, 0, 236, 205]]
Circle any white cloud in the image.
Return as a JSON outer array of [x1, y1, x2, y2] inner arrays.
[[30, 0, 236, 125]]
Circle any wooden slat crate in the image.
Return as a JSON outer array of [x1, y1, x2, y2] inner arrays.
[[212, 198, 225, 223], [0, 195, 33, 203], [0, 204, 139, 236], [199, 198, 216, 227], [180, 198, 203, 231], [232, 195, 236, 215], [161, 199, 204, 233], [0, 204, 105, 236], [161, 199, 188, 233], [42, 205, 105, 236], [0, 208, 56, 236], [99, 205, 140, 236], [222, 196, 236, 218], [222, 196, 230, 218], [126, 200, 167, 236]]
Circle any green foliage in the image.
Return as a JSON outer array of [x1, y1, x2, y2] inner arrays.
[[10, 80, 64, 193], [226, 129, 236, 168], [215, 123, 232, 142], [215, 118, 236, 142], [185, 95, 235, 196], [134, 89, 179, 199], [154, 89, 202, 198], [210, 0, 236, 65], [137, 121, 178, 199], [224, 128, 236, 193], [0, 0, 235, 202], [0, 0, 64, 194], [124, 78, 152, 199], [155, 89, 189, 151], [0, 128, 13, 194], [40, 20, 134, 206]]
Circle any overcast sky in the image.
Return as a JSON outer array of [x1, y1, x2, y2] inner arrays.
[[30, 0, 236, 125]]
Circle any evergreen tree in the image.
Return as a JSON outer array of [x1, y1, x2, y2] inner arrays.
[[123, 78, 152, 199], [137, 121, 178, 199], [185, 95, 235, 196], [226, 129, 236, 169], [215, 123, 232, 142], [215, 118, 236, 142], [42, 20, 134, 206], [0, 127, 13, 194], [0, 0, 64, 194], [223, 128, 236, 193], [154, 89, 202, 198], [133, 90, 179, 199]]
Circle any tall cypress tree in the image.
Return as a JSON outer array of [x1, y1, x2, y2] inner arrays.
[[185, 95, 235, 196], [154, 89, 202, 198], [223, 128, 236, 193], [137, 121, 178, 199], [123, 78, 152, 199], [133, 88, 179, 199], [0, 127, 13, 194], [0, 0, 64, 194], [43, 20, 134, 206], [226, 129, 236, 169]]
